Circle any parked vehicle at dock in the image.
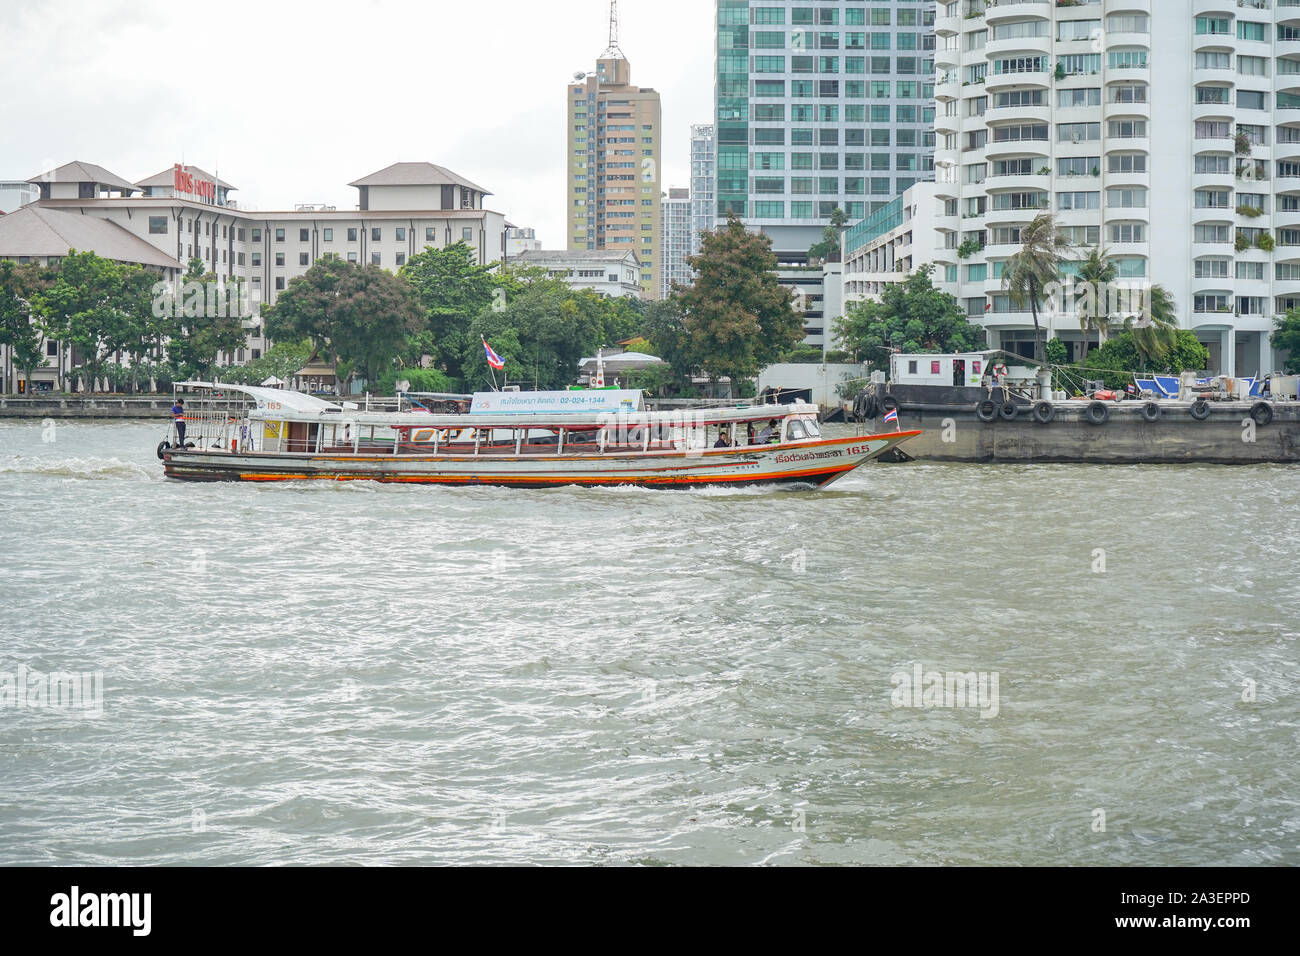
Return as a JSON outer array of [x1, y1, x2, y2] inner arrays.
[[158, 383, 919, 488], [850, 350, 1300, 464]]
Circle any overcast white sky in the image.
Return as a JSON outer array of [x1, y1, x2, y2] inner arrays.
[[1, 0, 714, 244]]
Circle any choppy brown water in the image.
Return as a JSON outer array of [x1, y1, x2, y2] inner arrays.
[[0, 420, 1296, 865]]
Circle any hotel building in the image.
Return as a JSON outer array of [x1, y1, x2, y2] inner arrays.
[[565, 22, 663, 299], [690, 123, 717, 255], [925, 0, 1300, 374], [0, 160, 507, 390], [714, 0, 937, 260], [661, 187, 693, 297]]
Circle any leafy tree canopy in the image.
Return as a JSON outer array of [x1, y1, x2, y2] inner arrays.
[[835, 264, 988, 366]]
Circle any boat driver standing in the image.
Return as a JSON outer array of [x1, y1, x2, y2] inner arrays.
[[171, 398, 186, 447]]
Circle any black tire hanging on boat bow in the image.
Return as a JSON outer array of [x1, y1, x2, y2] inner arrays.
[[1085, 401, 1110, 426], [1250, 401, 1274, 426], [1141, 402, 1160, 423], [156, 441, 170, 460], [977, 400, 998, 423], [1032, 401, 1055, 424], [1190, 400, 1212, 421]]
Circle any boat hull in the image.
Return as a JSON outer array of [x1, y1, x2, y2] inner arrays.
[[162, 432, 920, 488]]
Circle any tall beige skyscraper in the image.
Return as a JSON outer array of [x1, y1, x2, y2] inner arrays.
[[566, 2, 662, 299]]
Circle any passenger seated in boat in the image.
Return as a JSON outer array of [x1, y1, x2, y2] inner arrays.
[[714, 431, 732, 448], [756, 419, 779, 444]]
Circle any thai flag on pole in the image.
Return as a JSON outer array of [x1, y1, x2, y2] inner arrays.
[[883, 408, 900, 431], [482, 338, 505, 371]]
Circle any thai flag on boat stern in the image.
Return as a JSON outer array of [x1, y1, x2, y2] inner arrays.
[[883, 408, 900, 430], [482, 338, 505, 371]]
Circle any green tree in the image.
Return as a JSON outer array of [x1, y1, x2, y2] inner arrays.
[[1002, 213, 1071, 363], [222, 338, 315, 386], [0, 260, 49, 393], [163, 258, 248, 383], [1074, 246, 1117, 366], [37, 250, 146, 392], [807, 206, 849, 261], [1087, 329, 1209, 376], [640, 298, 695, 395], [835, 264, 988, 365], [465, 276, 604, 391], [399, 241, 498, 380], [1271, 307, 1300, 373], [676, 216, 805, 385], [1125, 284, 1180, 369], [265, 257, 423, 392]]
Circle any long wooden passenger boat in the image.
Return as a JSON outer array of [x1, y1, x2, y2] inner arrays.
[[158, 384, 919, 489]]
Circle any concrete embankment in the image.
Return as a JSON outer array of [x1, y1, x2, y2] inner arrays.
[[874, 401, 1300, 464], [0, 396, 250, 419]]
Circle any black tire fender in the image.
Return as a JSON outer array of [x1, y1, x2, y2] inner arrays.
[[156, 441, 170, 460], [1190, 399, 1211, 422], [1032, 401, 1055, 424], [977, 400, 998, 423], [1086, 401, 1110, 426], [1141, 402, 1160, 423], [881, 395, 899, 415], [999, 401, 1019, 421], [1250, 401, 1274, 427]]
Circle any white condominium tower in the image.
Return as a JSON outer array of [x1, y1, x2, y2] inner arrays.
[[715, 0, 938, 261], [690, 124, 716, 256], [933, 0, 1299, 374]]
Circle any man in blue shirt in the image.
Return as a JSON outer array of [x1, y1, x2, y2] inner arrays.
[[171, 399, 186, 446]]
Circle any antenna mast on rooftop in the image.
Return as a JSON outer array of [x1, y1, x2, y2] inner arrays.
[[601, 0, 624, 58]]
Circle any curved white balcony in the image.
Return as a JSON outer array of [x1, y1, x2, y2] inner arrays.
[[985, 36, 1052, 61], [1191, 0, 1236, 17], [1193, 66, 1236, 86], [1105, 0, 1151, 14], [1106, 242, 1149, 260], [1191, 171, 1234, 191], [935, 45, 961, 69], [1106, 32, 1152, 51], [1190, 101, 1232, 123], [984, 171, 1051, 192], [984, 138, 1050, 161], [1190, 241, 1237, 260], [985, 204, 1050, 227], [1104, 168, 1150, 188], [987, 104, 1051, 126], [984, 69, 1049, 93], [985, 1, 1052, 26], [935, 11, 963, 37]]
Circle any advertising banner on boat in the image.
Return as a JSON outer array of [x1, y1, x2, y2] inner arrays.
[[470, 390, 642, 415]]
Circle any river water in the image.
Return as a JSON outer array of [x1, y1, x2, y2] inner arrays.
[[0, 419, 1295, 866]]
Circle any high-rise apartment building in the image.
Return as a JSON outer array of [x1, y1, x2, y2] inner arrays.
[[661, 187, 693, 297], [930, 0, 1297, 375], [690, 124, 716, 254], [714, 0, 937, 260], [566, 6, 663, 299]]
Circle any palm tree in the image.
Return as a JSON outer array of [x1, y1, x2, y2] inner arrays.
[[1076, 246, 1117, 366], [1002, 213, 1072, 363], [1126, 284, 1180, 369]]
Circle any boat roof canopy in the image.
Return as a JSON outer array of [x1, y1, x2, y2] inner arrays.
[[175, 382, 342, 415]]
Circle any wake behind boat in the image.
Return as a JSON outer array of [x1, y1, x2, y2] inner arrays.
[[158, 384, 919, 489]]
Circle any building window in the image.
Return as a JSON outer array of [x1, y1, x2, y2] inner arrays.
[[299, 228, 309, 242], [252, 252, 262, 267], [395, 227, 406, 242], [425, 227, 436, 242], [46, 340, 59, 357], [396, 253, 406, 266], [371, 252, 381, 266], [371, 228, 381, 242], [323, 228, 333, 242], [148, 216, 168, 235], [275, 228, 285, 242], [462, 227, 473, 241], [275, 253, 285, 267], [275, 277, 285, 290], [299, 253, 309, 266], [251, 229, 262, 243], [347, 228, 358, 242], [347, 252, 358, 263]]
